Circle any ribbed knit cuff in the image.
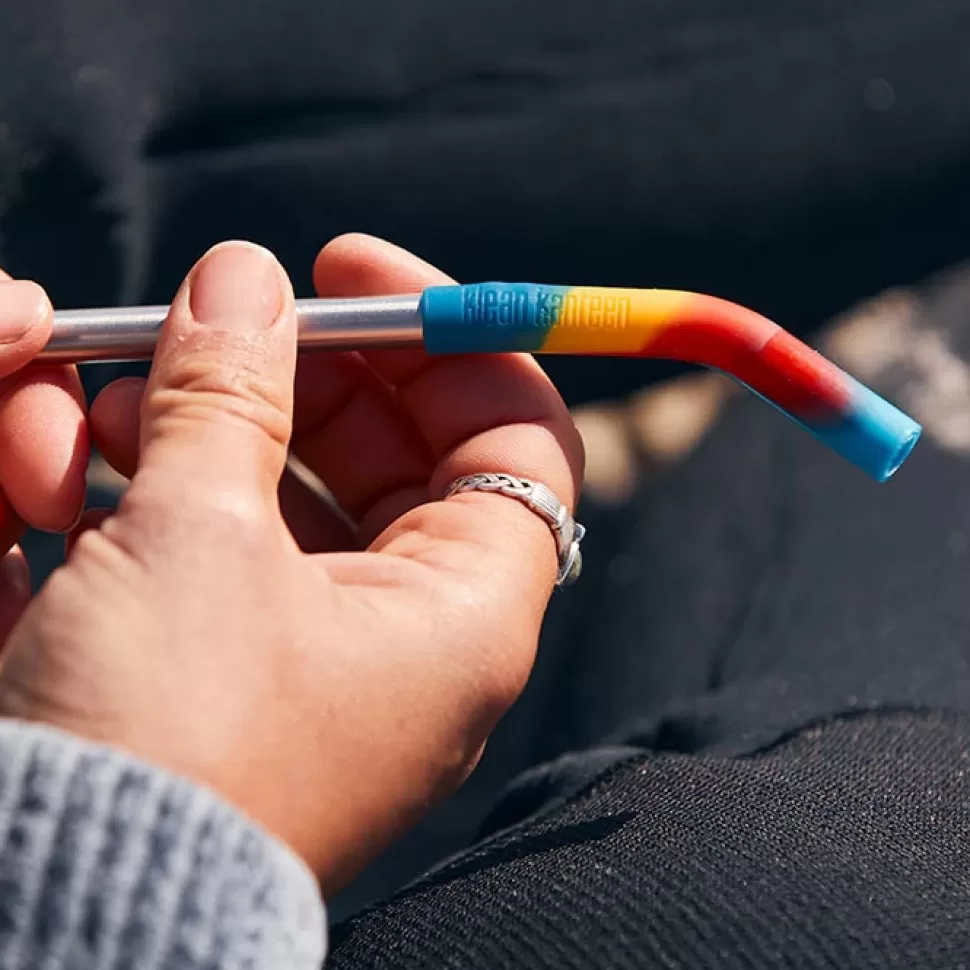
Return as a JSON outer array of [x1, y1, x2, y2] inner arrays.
[[0, 719, 326, 969]]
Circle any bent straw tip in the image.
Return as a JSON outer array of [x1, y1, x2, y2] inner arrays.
[[811, 379, 921, 482]]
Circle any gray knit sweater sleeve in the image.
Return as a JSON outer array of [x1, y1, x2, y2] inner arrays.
[[0, 719, 327, 969]]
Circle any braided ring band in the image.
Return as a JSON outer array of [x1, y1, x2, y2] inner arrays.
[[443, 473, 585, 588]]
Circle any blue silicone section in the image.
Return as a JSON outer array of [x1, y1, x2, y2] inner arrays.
[[738, 374, 921, 482], [420, 283, 572, 353], [810, 377, 921, 482]]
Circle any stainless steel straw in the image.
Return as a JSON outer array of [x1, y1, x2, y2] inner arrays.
[[41, 295, 424, 364]]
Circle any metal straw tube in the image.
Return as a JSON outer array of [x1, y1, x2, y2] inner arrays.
[[41, 295, 425, 364]]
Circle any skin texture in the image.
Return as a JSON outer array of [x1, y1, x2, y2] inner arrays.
[[0, 235, 584, 895]]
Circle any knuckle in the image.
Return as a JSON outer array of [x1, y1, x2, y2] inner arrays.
[[440, 580, 535, 717], [184, 486, 272, 538], [120, 478, 272, 551], [428, 740, 485, 802], [149, 338, 291, 449], [476, 628, 537, 716], [481, 649, 532, 714], [566, 417, 587, 484], [68, 526, 116, 567]]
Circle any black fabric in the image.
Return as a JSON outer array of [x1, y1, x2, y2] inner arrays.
[[330, 713, 970, 968], [328, 397, 970, 964], [3, 0, 970, 402]]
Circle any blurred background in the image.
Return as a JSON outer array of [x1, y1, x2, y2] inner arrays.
[[3, 0, 970, 919]]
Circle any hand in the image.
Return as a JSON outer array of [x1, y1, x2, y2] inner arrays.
[[0, 270, 88, 638], [0, 236, 584, 894]]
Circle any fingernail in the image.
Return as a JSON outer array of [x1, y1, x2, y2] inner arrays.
[[0, 281, 49, 344], [56, 503, 85, 536], [0, 549, 30, 599], [189, 241, 284, 333]]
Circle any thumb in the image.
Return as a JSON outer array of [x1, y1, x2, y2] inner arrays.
[[136, 242, 297, 504]]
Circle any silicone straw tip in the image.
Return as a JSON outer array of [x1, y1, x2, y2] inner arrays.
[[812, 379, 922, 482], [881, 425, 922, 481]]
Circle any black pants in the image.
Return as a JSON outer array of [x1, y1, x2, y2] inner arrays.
[[327, 353, 970, 967]]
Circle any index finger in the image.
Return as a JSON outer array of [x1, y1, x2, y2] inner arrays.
[[313, 234, 585, 607], [0, 272, 53, 377], [0, 271, 87, 542]]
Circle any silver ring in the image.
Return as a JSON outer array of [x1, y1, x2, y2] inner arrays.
[[443, 473, 585, 587]]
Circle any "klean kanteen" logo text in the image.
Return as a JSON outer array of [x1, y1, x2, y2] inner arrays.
[[462, 286, 631, 330]]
